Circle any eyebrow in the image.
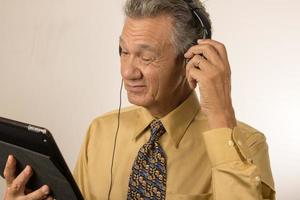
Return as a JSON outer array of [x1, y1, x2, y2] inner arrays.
[[119, 36, 157, 53]]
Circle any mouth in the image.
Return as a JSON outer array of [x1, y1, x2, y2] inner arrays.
[[125, 84, 146, 93]]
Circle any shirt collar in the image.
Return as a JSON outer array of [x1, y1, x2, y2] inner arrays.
[[132, 107, 155, 140], [160, 92, 200, 147], [133, 92, 200, 148]]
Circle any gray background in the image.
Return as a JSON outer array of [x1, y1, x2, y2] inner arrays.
[[1, 0, 299, 199]]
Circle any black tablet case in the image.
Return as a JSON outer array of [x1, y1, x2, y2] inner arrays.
[[0, 117, 84, 200]]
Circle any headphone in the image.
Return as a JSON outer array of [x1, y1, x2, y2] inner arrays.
[[109, 1, 211, 199], [185, 0, 212, 40]]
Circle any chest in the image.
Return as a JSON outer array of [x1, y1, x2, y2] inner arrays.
[[88, 131, 213, 199]]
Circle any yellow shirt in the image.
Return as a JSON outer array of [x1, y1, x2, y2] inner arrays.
[[73, 92, 275, 200]]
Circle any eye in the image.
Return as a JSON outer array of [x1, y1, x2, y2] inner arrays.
[[140, 53, 154, 64], [141, 56, 151, 62], [140, 56, 153, 65], [121, 49, 129, 55], [119, 46, 129, 57]]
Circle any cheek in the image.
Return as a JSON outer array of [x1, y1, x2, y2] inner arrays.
[[158, 67, 184, 93], [144, 70, 160, 97]]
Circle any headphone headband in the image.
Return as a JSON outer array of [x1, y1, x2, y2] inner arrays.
[[184, 0, 212, 39]]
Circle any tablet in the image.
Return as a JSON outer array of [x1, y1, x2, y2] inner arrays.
[[0, 117, 84, 200]]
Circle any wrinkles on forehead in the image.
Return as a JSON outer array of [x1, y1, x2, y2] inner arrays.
[[120, 15, 175, 55], [119, 37, 157, 53]]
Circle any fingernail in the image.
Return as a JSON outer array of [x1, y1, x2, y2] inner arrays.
[[42, 185, 50, 195], [25, 165, 31, 175], [7, 155, 12, 163], [197, 39, 203, 43]]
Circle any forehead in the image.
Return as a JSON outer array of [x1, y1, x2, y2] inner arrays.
[[120, 15, 174, 50]]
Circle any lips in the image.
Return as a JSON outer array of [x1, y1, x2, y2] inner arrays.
[[125, 83, 146, 93]]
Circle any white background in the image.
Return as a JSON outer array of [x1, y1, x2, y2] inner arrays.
[[0, 0, 299, 199]]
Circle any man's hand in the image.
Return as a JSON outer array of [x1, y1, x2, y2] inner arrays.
[[3, 155, 53, 200], [185, 39, 237, 129]]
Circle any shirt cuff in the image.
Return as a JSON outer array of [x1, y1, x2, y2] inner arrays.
[[202, 127, 243, 166]]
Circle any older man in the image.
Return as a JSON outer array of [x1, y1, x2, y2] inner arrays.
[[3, 0, 275, 199]]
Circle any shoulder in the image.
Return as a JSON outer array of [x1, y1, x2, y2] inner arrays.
[[93, 105, 141, 122], [90, 105, 142, 126], [87, 105, 142, 134]]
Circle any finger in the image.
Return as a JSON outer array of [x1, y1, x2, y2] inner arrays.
[[9, 165, 32, 194], [188, 64, 205, 85], [45, 196, 54, 200], [184, 43, 222, 66], [197, 39, 229, 64], [185, 59, 196, 88], [185, 56, 210, 88], [186, 67, 197, 89], [197, 39, 232, 76], [186, 54, 214, 72], [26, 185, 50, 200], [3, 155, 16, 186]]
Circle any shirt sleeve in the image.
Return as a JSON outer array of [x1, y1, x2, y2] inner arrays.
[[73, 123, 93, 200], [202, 126, 276, 200]]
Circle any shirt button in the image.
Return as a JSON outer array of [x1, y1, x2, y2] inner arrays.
[[255, 176, 261, 182], [228, 140, 234, 147]]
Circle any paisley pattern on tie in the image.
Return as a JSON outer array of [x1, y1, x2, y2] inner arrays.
[[127, 120, 167, 200]]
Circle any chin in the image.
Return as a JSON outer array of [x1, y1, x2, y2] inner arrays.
[[127, 93, 153, 107]]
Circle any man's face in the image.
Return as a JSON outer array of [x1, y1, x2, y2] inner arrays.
[[120, 15, 187, 113]]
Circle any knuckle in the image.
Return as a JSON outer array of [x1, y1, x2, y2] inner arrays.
[[207, 45, 214, 52], [10, 182, 21, 192], [200, 44, 211, 51], [217, 42, 226, 49], [29, 190, 44, 200], [196, 54, 203, 59], [219, 44, 228, 55]]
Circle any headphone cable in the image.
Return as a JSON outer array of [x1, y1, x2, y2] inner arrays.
[[107, 79, 123, 200]]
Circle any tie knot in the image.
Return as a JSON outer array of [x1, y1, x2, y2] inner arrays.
[[149, 120, 166, 143]]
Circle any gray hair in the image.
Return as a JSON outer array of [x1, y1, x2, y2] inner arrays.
[[124, 0, 212, 56]]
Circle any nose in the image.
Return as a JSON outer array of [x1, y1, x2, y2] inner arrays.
[[121, 56, 142, 80]]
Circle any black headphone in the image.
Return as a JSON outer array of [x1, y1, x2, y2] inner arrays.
[[185, 0, 212, 39]]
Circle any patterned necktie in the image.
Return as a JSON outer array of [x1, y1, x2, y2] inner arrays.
[[127, 120, 167, 200]]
